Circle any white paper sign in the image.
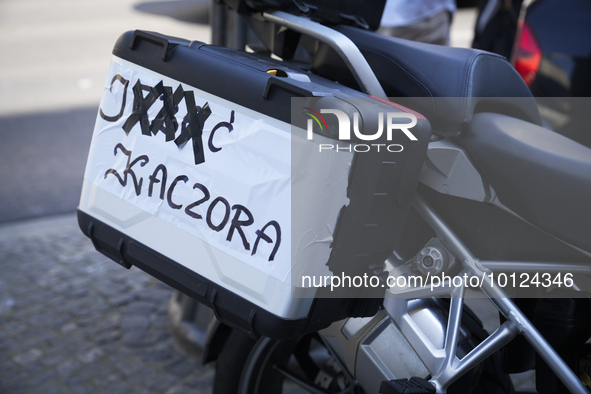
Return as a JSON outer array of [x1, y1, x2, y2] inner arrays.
[[84, 59, 291, 282]]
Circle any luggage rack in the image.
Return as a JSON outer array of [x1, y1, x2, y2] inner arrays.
[[261, 10, 387, 98]]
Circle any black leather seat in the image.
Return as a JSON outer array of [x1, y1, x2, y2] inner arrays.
[[311, 26, 590, 253], [462, 112, 591, 254], [312, 25, 542, 136]]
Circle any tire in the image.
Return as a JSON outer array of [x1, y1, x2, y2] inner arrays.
[[213, 308, 514, 394], [212, 329, 257, 394], [213, 330, 363, 394]]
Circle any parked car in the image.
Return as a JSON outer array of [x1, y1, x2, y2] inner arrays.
[[474, 0, 591, 147]]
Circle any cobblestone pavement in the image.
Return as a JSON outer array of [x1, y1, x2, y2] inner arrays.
[[0, 214, 214, 394]]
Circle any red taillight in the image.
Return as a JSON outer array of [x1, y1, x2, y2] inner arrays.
[[512, 19, 542, 86]]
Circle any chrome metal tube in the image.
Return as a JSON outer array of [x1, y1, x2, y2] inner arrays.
[[432, 321, 518, 391], [262, 11, 387, 98], [413, 194, 589, 394], [480, 260, 591, 275]]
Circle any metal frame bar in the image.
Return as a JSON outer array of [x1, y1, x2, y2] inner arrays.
[[262, 11, 387, 98], [384, 194, 589, 393], [236, 8, 587, 392], [480, 260, 591, 274]]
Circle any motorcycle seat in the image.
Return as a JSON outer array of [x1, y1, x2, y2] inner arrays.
[[311, 25, 542, 136], [462, 112, 591, 254]]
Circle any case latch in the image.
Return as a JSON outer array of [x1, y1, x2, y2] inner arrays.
[[130, 30, 191, 62]]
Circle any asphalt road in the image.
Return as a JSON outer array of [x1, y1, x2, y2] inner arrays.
[[0, 107, 95, 222]]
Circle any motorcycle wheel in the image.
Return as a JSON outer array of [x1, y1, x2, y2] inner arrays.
[[213, 309, 514, 394], [213, 330, 364, 393]]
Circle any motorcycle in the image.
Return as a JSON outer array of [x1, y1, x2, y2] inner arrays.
[[203, 2, 591, 394], [78, 1, 591, 393]]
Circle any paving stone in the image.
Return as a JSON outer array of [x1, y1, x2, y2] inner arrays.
[[0, 336, 16, 353], [123, 328, 159, 348], [3, 321, 28, 334], [26, 368, 59, 388], [163, 384, 188, 394], [128, 387, 153, 394], [77, 346, 105, 364], [116, 356, 147, 378], [63, 334, 94, 355], [120, 315, 150, 332], [143, 372, 179, 391], [163, 358, 202, 379], [56, 358, 82, 377], [106, 293, 136, 307], [0, 359, 18, 375], [134, 346, 176, 363], [155, 330, 172, 343], [76, 315, 101, 328], [93, 314, 120, 331], [157, 300, 171, 314], [93, 329, 122, 345], [13, 348, 43, 365], [41, 352, 66, 368], [35, 309, 71, 325], [62, 369, 94, 387], [96, 381, 135, 394], [125, 367, 159, 388], [138, 287, 172, 303], [34, 382, 66, 394], [61, 322, 79, 334], [151, 314, 171, 330], [94, 371, 124, 386], [68, 287, 90, 298], [0, 215, 215, 394], [69, 305, 95, 319], [96, 281, 130, 298], [124, 300, 156, 315], [0, 368, 29, 391], [0, 297, 15, 315]]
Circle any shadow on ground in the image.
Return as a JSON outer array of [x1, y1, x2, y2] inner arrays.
[[134, 0, 210, 24], [0, 107, 98, 224]]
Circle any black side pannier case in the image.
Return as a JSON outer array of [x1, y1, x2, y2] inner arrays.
[[78, 30, 430, 339]]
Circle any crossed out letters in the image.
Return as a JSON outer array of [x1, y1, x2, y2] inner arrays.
[[99, 74, 234, 165]]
